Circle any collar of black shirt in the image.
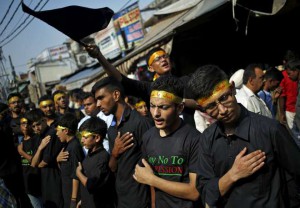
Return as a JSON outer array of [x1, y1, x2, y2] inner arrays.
[[215, 105, 250, 141], [111, 106, 131, 127]]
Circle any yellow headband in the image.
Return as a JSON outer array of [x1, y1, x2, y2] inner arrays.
[[56, 125, 68, 131], [54, 93, 65, 103], [8, 96, 20, 104], [148, 50, 166, 66], [135, 101, 146, 108], [39, 100, 53, 108], [151, 90, 183, 104], [20, 118, 28, 123], [80, 131, 96, 138], [197, 80, 231, 106]]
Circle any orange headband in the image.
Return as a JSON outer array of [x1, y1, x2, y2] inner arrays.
[[197, 80, 231, 106], [135, 101, 146, 108], [8, 96, 20, 104], [54, 93, 65, 103], [148, 50, 166, 66], [151, 90, 183, 104], [39, 100, 53, 108]]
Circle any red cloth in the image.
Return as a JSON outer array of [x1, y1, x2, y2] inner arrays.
[[280, 70, 298, 112]]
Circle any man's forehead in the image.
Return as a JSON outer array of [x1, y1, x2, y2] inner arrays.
[[150, 97, 173, 105]]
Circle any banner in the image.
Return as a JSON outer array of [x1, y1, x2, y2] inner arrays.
[[113, 2, 144, 49]]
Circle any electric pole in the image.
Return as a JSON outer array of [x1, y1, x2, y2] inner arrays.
[[9, 55, 18, 93]]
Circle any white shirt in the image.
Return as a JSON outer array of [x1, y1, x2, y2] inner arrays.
[[235, 85, 272, 118], [78, 111, 113, 154]]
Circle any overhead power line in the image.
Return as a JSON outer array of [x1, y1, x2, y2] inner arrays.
[[0, 0, 15, 25], [0, 0, 49, 48], [0, 0, 45, 45], [0, 2, 22, 37]]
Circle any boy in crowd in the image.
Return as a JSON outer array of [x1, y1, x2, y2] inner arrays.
[[56, 113, 84, 208], [76, 117, 116, 208]]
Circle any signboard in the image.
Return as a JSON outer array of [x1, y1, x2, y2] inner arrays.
[[94, 20, 121, 59], [113, 2, 144, 50], [48, 44, 70, 61]]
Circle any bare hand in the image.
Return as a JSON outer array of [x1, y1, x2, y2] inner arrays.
[[229, 147, 266, 182], [272, 86, 282, 100], [76, 162, 82, 175], [76, 200, 81, 208], [85, 44, 100, 58], [133, 159, 154, 185], [279, 113, 287, 125], [38, 135, 51, 151], [111, 132, 134, 158], [56, 148, 69, 163]]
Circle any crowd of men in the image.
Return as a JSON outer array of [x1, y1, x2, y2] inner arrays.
[[1, 45, 300, 208]]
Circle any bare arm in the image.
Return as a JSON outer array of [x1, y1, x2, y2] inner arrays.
[[278, 96, 287, 124], [31, 136, 51, 167], [218, 148, 266, 196], [85, 44, 122, 81], [109, 132, 133, 172], [71, 179, 80, 200], [134, 159, 199, 201]]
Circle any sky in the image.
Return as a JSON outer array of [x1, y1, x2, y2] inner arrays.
[[0, 0, 153, 74]]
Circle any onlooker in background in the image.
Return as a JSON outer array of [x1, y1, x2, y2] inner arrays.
[[229, 69, 244, 93], [286, 59, 300, 147], [279, 63, 298, 128], [77, 92, 112, 155], [258, 68, 283, 118], [52, 90, 84, 121], [236, 63, 272, 118], [7, 93, 24, 144]]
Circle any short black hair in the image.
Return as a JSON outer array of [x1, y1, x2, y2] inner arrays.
[[91, 77, 125, 99], [146, 47, 166, 66], [82, 92, 95, 101], [38, 95, 53, 104], [7, 93, 22, 102], [265, 67, 284, 81], [56, 113, 78, 135], [79, 117, 107, 139], [151, 75, 184, 99], [188, 65, 228, 100], [26, 109, 44, 124], [242, 63, 263, 85]]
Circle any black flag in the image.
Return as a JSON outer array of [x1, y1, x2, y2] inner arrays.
[[22, 1, 114, 44]]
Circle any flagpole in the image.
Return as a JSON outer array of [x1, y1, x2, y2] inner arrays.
[[78, 40, 88, 47]]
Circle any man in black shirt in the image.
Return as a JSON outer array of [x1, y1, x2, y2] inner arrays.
[[188, 65, 300, 207], [92, 77, 152, 208], [133, 76, 200, 208]]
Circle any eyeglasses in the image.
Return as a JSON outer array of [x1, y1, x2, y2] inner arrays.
[[153, 54, 169, 63], [200, 90, 233, 113]]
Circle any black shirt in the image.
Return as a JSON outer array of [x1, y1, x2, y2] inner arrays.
[[39, 126, 64, 208], [81, 147, 115, 208], [60, 137, 84, 208], [21, 136, 41, 196], [197, 105, 300, 207], [142, 121, 200, 208], [108, 106, 152, 208]]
